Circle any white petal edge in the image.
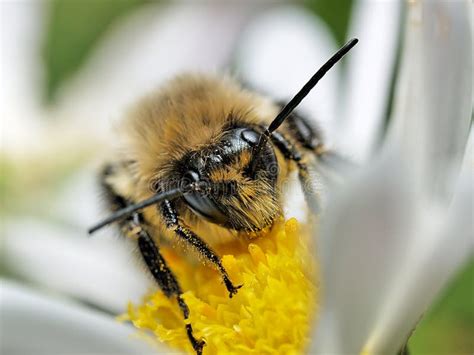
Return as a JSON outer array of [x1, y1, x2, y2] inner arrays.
[[3, 218, 151, 313], [338, 0, 401, 162], [363, 127, 474, 353], [365, 8, 473, 349], [419, 0, 472, 200], [1, 1, 45, 156], [235, 5, 340, 145], [387, 0, 473, 202], [311, 149, 420, 353], [312, 134, 472, 354], [0, 281, 162, 354], [312, 1, 473, 352]]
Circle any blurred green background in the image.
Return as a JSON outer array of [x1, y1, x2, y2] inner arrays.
[[410, 260, 473, 354], [42, 0, 355, 103], [3, 0, 473, 353]]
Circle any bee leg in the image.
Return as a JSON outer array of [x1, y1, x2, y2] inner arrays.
[[100, 163, 204, 353], [160, 200, 242, 298], [270, 131, 320, 213], [123, 214, 205, 355], [281, 107, 323, 151], [283, 111, 354, 171]]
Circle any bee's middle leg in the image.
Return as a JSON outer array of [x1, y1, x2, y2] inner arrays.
[[123, 214, 205, 355], [270, 131, 320, 213], [159, 200, 242, 298]]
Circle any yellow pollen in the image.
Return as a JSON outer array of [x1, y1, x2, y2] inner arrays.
[[123, 218, 319, 354]]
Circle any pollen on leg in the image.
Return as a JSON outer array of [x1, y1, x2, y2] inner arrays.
[[124, 218, 319, 354]]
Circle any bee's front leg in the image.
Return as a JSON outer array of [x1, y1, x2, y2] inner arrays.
[[160, 200, 242, 298], [123, 214, 205, 355], [101, 166, 205, 354]]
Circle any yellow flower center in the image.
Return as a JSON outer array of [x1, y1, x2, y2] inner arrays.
[[123, 218, 319, 354]]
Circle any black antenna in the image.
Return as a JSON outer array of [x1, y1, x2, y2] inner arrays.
[[88, 182, 208, 234], [247, 38, 359, 175]]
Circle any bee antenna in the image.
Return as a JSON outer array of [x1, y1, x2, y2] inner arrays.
[[247, 38, 359, 175], [88, 182, 208, 234]]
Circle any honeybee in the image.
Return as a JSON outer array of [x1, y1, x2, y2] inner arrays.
[[89, 39, 358, 354]]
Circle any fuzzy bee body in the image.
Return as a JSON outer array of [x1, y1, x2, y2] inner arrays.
[[100, 74, 320, 353], [103, 74, 319, 244], [91, 39, 358, 355]]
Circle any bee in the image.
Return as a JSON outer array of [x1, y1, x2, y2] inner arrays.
[[89, 39, 358, 354]]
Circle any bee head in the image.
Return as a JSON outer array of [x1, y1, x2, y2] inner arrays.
[[180, 127, 280, 231]]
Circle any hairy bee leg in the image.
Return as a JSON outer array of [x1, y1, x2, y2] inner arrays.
[[279, 107, 323, 151], [160, 200, 242, 298], [100, 170, 204, 355], [270, 131, 320, 213], [124, 214, 205, 355], [279, 109, 336, 158], [280, 111, 355, 171]]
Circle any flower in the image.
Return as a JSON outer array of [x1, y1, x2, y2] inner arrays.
[[2, 0, 472, 354], [124, 218, 318, 354]]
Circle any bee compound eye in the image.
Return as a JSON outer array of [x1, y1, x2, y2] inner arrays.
[[240, 129, 260, 146], [183, 170, 200, 184]]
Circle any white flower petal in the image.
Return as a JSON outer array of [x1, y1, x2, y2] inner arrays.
[[0, 1, 44, 156], [313, 1, 473, 352], [3, 219, 150, 313], [338, 0, 401, 161], [51, 168, 107, 228], [1, 281, 160, 354], [459, 125, 474, 184], [311, 149, 419, 353], [236, 5, 340, 144], [420, 0, 472, 200], [387, 0, 472, 201], [364, 157, 473, 354]]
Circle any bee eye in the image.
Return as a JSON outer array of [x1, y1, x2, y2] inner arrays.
[[183, 170, 200, 183], [182, 170, 229, 225], [240, 129, 259, 145]]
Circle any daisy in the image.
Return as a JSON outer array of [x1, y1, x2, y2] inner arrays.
[[2, 0, 471, 353]]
